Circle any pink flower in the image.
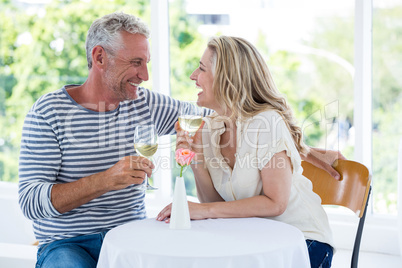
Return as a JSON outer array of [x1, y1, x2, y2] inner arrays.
[[175, 148, 195, 166]]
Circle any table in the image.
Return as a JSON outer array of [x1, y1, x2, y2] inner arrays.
[[97, 217, 310, 268]]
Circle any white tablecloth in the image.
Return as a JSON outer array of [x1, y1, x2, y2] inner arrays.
[[97, 217, 310, 268]]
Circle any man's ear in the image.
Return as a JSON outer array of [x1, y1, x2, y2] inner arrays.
[[92, 46, 107, 69]]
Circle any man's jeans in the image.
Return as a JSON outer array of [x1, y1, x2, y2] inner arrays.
[[306, 239, 334, 268], [36, 231, 108, 268]]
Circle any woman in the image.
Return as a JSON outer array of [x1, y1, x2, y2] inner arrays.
[[157, 36, 334, 268]]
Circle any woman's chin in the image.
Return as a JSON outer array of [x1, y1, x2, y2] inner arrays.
[[197, 97, 215, 110], [197, 100, 207, 108]]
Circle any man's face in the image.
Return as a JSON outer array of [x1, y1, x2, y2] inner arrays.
[[105, 31, 150, 101]]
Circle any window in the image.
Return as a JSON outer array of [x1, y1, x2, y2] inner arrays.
[[1, 0, 401, 253], [188, 14, 230, 25], [372, 0, 402, 215]]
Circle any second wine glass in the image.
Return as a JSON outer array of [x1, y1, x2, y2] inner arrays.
[[133, 124, 158, 191], [178, 101, 203, 137]]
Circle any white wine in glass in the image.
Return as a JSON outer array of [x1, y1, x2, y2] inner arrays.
[[133, 124, 158, 190], [134, 143, 158, 158], [179, 101, 203, 137]]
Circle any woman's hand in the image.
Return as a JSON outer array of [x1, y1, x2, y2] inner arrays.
[[175, 121, 205, 160], [156, 201, 210, 222]]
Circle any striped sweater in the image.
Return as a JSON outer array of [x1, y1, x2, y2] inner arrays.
[[18, 85, 181, 245]]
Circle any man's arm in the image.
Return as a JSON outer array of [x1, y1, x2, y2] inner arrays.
[[301, 147, 346, 180], [50, 156, 153, 214], [18, 109, 153, 218], [19, 109, 64, 220]]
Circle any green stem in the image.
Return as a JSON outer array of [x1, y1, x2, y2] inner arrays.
[[179, 166, 183, 177]]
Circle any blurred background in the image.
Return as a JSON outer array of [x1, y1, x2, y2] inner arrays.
[[0, 0, 401, 266], [1, 0, 401, 214]]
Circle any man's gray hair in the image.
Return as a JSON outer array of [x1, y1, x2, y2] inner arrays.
[[85, 12, 150, 69]]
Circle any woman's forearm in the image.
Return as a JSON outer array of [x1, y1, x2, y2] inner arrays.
[[191, 161, 224, 203], [192, 195, 285, 220]]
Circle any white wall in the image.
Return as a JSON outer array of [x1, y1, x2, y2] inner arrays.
[[0, 182, 37, 267]]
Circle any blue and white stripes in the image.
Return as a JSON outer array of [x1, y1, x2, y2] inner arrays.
[[18, 86, 182, 245]]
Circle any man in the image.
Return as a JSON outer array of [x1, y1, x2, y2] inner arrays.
[[18, 12, 183, 267], [18, 12, 344, 267]]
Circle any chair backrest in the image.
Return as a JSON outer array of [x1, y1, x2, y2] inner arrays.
[[301, 159, 371, 218]]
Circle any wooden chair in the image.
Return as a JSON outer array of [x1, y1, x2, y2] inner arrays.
[[301, 159, 371, 268]]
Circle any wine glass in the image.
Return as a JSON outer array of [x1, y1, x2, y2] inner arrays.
[[133, 124, 158, 190], [178, 101, 203, 137]]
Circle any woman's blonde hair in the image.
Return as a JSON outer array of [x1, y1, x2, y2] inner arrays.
[[207, 36, 307, 154]]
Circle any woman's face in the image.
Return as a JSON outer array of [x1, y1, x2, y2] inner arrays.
[[190, 48, 219, 111]]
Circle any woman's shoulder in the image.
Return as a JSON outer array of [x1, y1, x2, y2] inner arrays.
[[254, 109, 281, 118], [205, 111, 219, 119], [203, 112, 220, 128], [247, 109, 284, 127]]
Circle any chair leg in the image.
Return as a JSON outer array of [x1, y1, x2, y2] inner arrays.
[[351, 186, 371, 268]]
